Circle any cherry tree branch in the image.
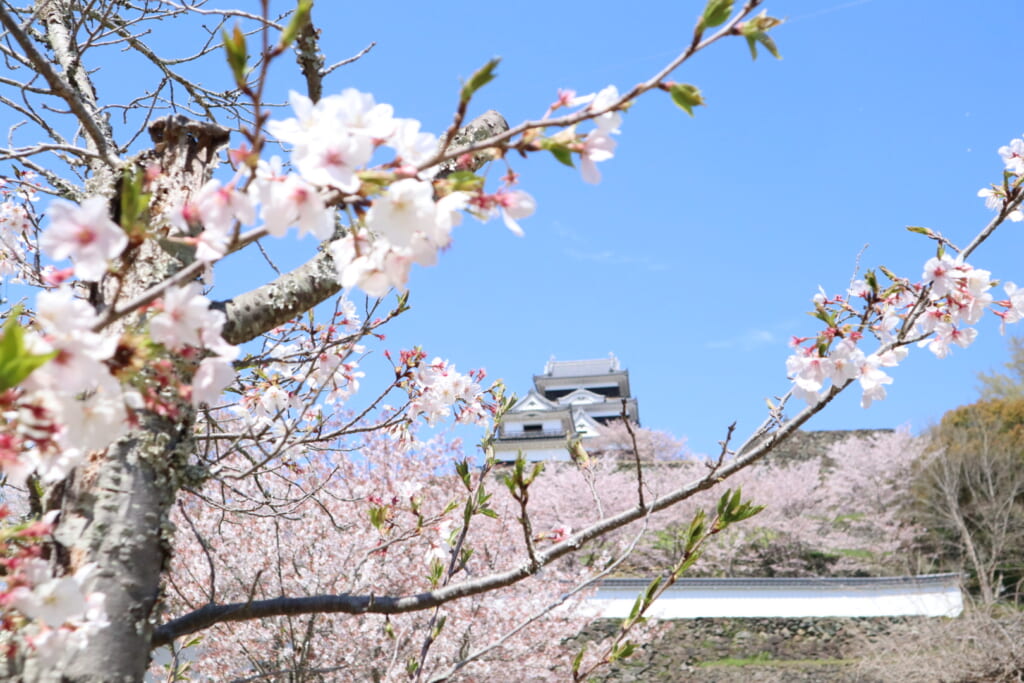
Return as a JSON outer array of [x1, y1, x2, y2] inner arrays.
[[417, 0, 765, 173], [0, 2, 121, 172], [151, 372, 845, 648]]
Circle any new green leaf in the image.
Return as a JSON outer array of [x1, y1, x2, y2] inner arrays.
[[222, 25, 249, 86], [460, 58, 500, 105], [279, 0, 313, 49], [669, 84, 705, 117], [703, 0, 734, 28], [0, 309, 58, 391]]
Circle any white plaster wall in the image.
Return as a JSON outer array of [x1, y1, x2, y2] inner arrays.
[[585, 584, 963, 619]]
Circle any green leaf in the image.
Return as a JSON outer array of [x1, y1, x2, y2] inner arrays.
[[368, 505, 387, 531], [813, 308, 836, 327], [703, 0, 734, 28], [644, 576, 663, 603], [673, 549, 703, 574], [627, 593, 644, 620], [745, 31, 781, 60], [428, 558, 444, 587], [445, 171, 485, 192], [279, 0, 313, 49], [742, 13, 783, 60], [572, 646, 586, 674], [685, 510, 707, 554], [432, 614, 447, 639], [0, 309, 58, 391], [460, 58, 500, 105], [222, 24, 249, 87], [669, 83, 705, 117], [716, 489, 732, 518], [119, 168, 151, 235], [609, 640, 637, 662], [906, 225, 932, 235], [549, 145, 574, 167], [455, 459, 472, 489], [540, 139, 576, 168], [863, 270, 879, 295]]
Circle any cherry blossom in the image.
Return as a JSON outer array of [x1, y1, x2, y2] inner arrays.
[[390, 118, 439, 167], [40, 197, 127, 281], [169, 179, 255, 262], [149, 282, 229, 352], [493, 189, 536, 236], [191, 356, 237, 407], [408, 357, 487, 426], [998, 136, 1024, 175], [329, 230, 402, 297], [589, 85, 623, 134], [998, 282, 1024, 331], [579, 130, 617, 184], [249, 157, 333, 239], [857, 354, 893, 408], [365, 178, 442, 249]]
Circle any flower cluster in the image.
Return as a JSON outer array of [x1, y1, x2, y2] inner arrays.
[[406, 355, 491, 427], [787, 253, 999, 408], [148, 282, 239, 407], [977, 134, 1024, 222], [0, 181, 38, 285], [547, 86, 624, 184], [0, 513, 108, 669], [3, 288, 135, 484], [787, 136, 1024, 409]]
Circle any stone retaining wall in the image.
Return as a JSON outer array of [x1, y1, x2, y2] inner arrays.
[[590, 616, 915, 682]]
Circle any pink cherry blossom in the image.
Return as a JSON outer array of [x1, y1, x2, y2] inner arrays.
[[997, 137, 1024, 175], [149, 282, 220, 350], [493, 189, 536, 237], [40, 197, 127, 281], [250, 157, 333, 239], [295, 130, 372, 193], [922, 254, 961, 298]]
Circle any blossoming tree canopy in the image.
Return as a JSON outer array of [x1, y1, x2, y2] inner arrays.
[[0, 0, 1021, 681]]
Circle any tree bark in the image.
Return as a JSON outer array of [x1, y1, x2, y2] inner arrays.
[[21, 114, 229, 682], [45, 411, 197, 682]]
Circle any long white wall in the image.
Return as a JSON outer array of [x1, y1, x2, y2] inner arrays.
[[585, 575, 963, 619]]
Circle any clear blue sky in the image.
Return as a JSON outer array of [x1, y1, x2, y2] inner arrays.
[[308, 0, 1024, 455], [6, 1, 1024, 456]]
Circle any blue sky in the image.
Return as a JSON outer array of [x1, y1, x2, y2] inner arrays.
[[5, 0, 1024, 456], [309, 0, 1024, 455]]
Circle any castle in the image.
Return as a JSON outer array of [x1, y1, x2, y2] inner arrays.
[[493, 355, 639, 462]]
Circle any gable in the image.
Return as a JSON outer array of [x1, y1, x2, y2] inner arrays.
[[557, 388, 607, 406], [509, 389, 559, 413], [572, 409, 603, 438]]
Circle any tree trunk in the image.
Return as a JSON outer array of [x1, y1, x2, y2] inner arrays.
[[20, 115, 229, 682], [45, 412, 197, 682]]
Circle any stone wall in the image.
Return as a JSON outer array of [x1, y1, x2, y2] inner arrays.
[[589, 616, 914, 682]]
